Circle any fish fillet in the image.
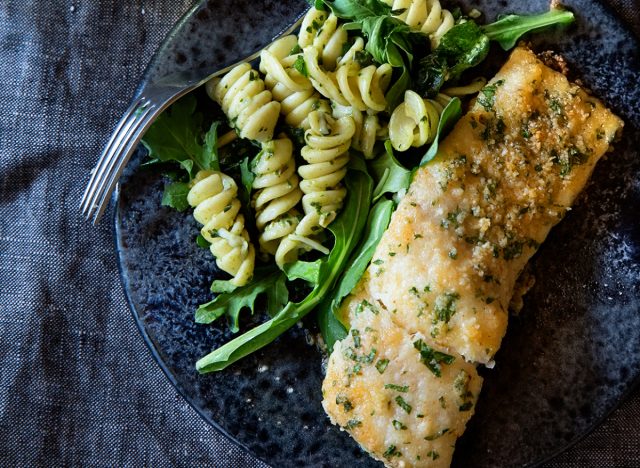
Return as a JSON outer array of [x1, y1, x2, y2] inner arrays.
[[322, 47, 623, 467]]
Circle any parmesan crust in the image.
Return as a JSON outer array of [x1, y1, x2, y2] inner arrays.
[[323, 47, 623, 467]]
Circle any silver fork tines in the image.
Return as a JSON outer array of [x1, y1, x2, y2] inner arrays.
[[80, 98, 157, 224]]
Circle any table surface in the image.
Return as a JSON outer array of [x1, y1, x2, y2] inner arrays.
[[1, 1, 638, 467]]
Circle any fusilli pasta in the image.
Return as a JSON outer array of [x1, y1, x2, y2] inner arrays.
[[383, 0, 455, 48], [206, 63, 280, 142], [279, 111, 356, 258], [298, 9, 347, 71], [259, 35, 330, 129], [388, 90, 451, 151], [188, 170, 255, 286], [442, 76, 487, 96], [251, 136, 304, 268], [333, 104, 385, 159], [304, 40, 393, 113]]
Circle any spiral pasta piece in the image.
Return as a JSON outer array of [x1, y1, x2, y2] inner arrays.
[[442, 76, 488, 96], [333, 104, 385, 159], [259, 35, 330, 129], [388, 90, 452, 151], [299, 8, 347, 71], [304, 40, 393, 113], [251, 136, 304, 267], [279, 111, 356, 258], [188, 170, 255, 286], [383, 0, 455, 48], [206, 63, 280, 142]]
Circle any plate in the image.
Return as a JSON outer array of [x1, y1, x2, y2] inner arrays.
[[114, 0, 640, 466]]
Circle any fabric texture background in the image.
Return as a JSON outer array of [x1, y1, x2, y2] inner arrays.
[[0, 1, 637, 467]]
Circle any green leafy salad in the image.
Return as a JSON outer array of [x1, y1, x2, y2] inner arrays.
[[141, 0, 574, 373]]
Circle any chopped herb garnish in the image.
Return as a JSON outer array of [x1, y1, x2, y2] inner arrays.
[[392, 420, 407, 430], [383, 445, 402, 459], [293, 55, 308, 77], [413, 339, 455, 377], [477, 80, 504, 111], [433, 292, 460, 323], [427, 450, 440, 460], [559, 146, 588, 176], [395, 396, 412, 414], [375, 359, 390, 374], [503, 240, 523, 260], [362, 348, 377, 363], [354, 49, 373, 67], [385, 383, 409, 392], [351, 329, 361, 348], [346, 419, 362, 429], [548, 97, 563, 115], [424, 428, 449, 440], [459, 401, 474, 411], [336, 395, 353, 412], [355, 299, 379, 315], [289, 44, 301, 55]]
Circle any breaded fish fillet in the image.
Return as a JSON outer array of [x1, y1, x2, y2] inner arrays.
[[323, 47, 623, 467], [323, 303, 483, 466]]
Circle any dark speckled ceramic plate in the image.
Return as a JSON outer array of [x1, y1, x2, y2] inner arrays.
[[114, 0, 640, 466]]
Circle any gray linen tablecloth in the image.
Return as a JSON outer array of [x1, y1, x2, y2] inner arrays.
[[0, 1, 638, 466]]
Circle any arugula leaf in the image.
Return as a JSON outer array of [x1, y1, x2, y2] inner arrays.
[[385, 66, 410, 111], [141, 95, 202, 176], [414, 10, 575, 97], [420, 97, 462, 165], [284, 259, 322, 284], [237, 156, 255, 209], [317, 302, 348, 353], [141, 94, 220, 178], [317, 198, 394, 352], [358, 16, 418, 67], [195, 158, 373, 372], [329, 199, 393, 304], [414, 21, 489, 98], [482, 10, 575, 50], [202, 121, 221, 172], [267, 275, 290, 318], [195, 268, 287, 333], [323, 0, 391, 20], [210, 280, 238, 294], [313, 0, 328, 11], [160, 181, 191, 212], [196, 234, 211, 249], [370, 140, 412, 202]]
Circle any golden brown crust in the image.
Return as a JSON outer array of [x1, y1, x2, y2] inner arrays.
[[323, 46, 624, 467]]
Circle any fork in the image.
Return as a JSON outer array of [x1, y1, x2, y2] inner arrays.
[[80, 0, 308, 224]]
